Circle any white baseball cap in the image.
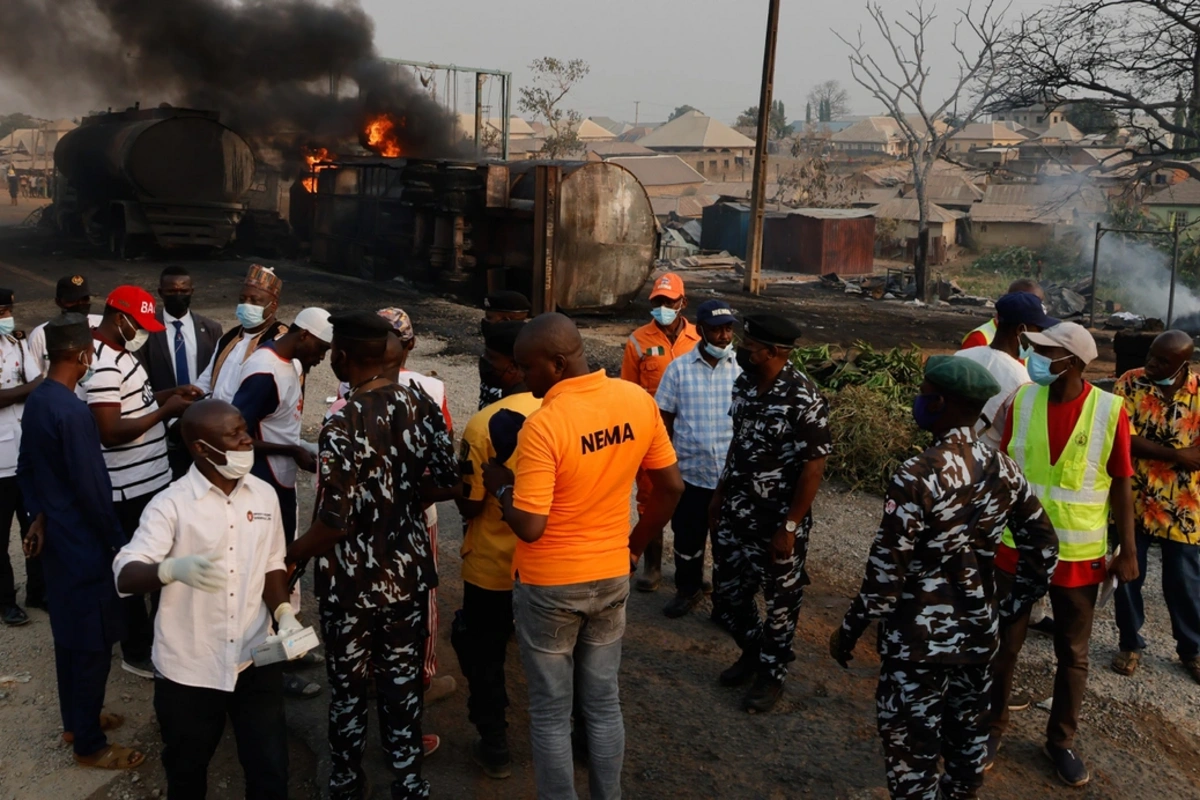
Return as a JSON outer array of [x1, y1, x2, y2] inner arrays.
[[1024, 321, 1098, 365], [294, 307, 333, 343]]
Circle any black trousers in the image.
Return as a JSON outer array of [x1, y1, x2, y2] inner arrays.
[[0, 475, 41, 606], [154, 664, 289, 800], [671, 482, 716, 595], [451, 582, 515, 742], [114, 492, 158, 662], [55, 645, 112, 756]]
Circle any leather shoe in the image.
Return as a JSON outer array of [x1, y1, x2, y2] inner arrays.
[[742, 673, 783, 713], [663, 589, 703, 619], [719, 649, 760, 687], [1, 605, 29, 626]]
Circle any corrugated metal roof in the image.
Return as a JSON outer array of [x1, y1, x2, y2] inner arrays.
[[951, 122, 1027, 141], [609, 155, 705, 187], [585, 141, 655, 158], [573, 119, 617, 141], [779, 207, 875, 219], [969, 204, 1078, 224], [853, 187, 904, 206], [831, 115, 945, 144], [587, 116, 630, 135], [903, 176, 984, 206], [871, 198, 963, 223], [979, 183, 1105, 212], [651, 194, 718, 218], [635, 111, 755, 149], [1145, 178, 1200, 206], [1036, 121, 1085, 142]]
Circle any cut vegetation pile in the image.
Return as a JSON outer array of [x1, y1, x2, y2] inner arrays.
[[793, 341, 930, 492]]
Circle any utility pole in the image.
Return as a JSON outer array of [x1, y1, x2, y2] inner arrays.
[[743, 0, 781, 295], [634, 100, 641, 127], [474, 72, 485, 154]]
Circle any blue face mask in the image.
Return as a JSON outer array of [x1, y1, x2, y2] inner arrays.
[[1018, 343, 1034, 362], [1027, 352, 1066, 386], [236, 303, 266, 328], [911, 393, 943, 431], [1153, 365, 1184, 387], [650, 306, 678, 326], [704, 341, 733, 360], [0, 318, 13, 336]]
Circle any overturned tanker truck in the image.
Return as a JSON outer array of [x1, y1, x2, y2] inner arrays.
[[51, 104, 256, 256]]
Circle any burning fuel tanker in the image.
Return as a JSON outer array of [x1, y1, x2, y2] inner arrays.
[[52, 104, 256, 255]]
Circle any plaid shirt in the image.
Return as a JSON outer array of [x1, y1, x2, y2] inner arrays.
[[656, 348, 741, 489]]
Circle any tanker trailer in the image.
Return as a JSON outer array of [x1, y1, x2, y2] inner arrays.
[[53, 105, 255, 256]]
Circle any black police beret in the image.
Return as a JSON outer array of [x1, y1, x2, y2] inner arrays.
[[483, 291, 531, 312], [742, 314, 803, 348], [482, 320, 525, 358], [488, 409, 528, 464], [45, 313, 92, 352], [0, 288, 12, 307], [330, 310, 393, 341]]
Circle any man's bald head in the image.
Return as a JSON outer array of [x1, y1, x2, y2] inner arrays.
[[1146, 329, 1196, 384], [513, 313, 589, 399], [180, 400, 253, 484], [1008, 278, 1045, 302], [180, 400, 242, 447]]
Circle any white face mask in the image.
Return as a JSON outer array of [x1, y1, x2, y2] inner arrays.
[[197, 440, 255, 480], [119, 315, 149, 352]]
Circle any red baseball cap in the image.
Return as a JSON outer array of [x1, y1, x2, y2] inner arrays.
[[649, 272, 685, 300], [106, 286, 166, 332]]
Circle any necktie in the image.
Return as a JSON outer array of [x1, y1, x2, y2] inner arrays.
[[173, 320, 189, 385]]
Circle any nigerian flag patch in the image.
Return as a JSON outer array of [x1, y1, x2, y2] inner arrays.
[[645, 346, 666, 357]]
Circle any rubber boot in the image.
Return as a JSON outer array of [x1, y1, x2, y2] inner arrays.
[[635, 534, 663, 592]]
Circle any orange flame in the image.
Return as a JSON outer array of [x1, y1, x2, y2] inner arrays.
[[302, 147, 332, 192], [364, 114, 403, 157]]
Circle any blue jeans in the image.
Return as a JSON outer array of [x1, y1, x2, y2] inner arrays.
[[514, 575, 629, 800], [1115, 533, 1200, 658]]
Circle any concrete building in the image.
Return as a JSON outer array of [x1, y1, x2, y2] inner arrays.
[[635, 110, 755, 180], [991, 101, 1070, 133], [948, 122, 1027, 153]]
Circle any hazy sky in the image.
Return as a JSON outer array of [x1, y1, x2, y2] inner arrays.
[[1, 0, 1056, 123]]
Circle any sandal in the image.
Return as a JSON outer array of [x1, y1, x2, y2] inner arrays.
[[73, 743, 145, 770], [63, 712, 125, 744], [283, 672, 321, 698], [1111, 650, 1141, 676]]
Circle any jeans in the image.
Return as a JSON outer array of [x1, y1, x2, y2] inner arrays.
[[1115, 533, 1200, 658], [989, 570, 1098, 748], [154, 664, 289, 800], [115, 492, 158, 662], [514, 575, 629, 800], [671, 483, 715, 595], [450, 582, 514, 743]]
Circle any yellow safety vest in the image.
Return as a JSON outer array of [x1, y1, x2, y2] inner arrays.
[[1003, 384, 1121, 562], [962, 318, 997, 347]]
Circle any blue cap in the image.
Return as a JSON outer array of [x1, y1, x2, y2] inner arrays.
[[995, 292, 1058, 329], [697, 299, 736, 327], [488, 409, 528, 465]]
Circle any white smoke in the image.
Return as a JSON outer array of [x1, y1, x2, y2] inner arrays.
[[1095, 233, 1200, 321]]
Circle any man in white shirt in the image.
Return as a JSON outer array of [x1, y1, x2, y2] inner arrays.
[[0, 288, 42, 626], [27, 274, 104, 376], [114, 400, 294, 800], [954, 292, 1056, 449], [195, 264, 288, 402]]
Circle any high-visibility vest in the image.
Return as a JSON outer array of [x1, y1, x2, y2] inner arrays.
[[961, 318, 997, 348], [1003, 384, 1121, 562]]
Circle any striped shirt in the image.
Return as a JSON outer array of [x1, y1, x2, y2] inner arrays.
[[655, 348, 741, 489], [82, 339, 171, 501]]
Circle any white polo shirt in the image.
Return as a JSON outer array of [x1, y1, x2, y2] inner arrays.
[[0, 334, 39, 478], [28, 313, 104, 377], [113, 466, 287, 692]]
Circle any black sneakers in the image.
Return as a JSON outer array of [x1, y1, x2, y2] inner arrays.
[[473, 738, 512, 780], [662, 589, 704, 619], [1044, 744, 1089, 787], [1, 605, 29, 626], [719, 650, 760, 687], [742, 674, 783, 713]]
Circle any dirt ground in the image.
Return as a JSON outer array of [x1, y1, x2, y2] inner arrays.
[[1, 202, 1197, 800]]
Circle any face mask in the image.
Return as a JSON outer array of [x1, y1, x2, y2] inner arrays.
[[78, 353, 94, 385], [1153, 364, 1184, 387], [119, 315, 149, 352], [911, 394, 943, 430], [651, 306, 678, 326], [0, 318, 13, 336], [236, 303, 266, 328], [162, 295, 191, 318], [1027, 352, 1067, 386], [704, 340, 733, 360], [1019, 344, 1034, 362], [198, 440, 254, 480], [735, 347, 755, 373]]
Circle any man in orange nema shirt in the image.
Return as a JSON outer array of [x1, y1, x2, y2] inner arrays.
[[484, 313, 683, 800], [621, 272, 700, 592]]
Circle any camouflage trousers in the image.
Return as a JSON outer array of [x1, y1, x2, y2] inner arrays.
[[320, 600, 429, 800], [876, 659, 991, 800], [714, 509, 809, 682]]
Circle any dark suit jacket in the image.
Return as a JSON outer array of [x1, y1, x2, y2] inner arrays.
[[140, 309, 223, 393]]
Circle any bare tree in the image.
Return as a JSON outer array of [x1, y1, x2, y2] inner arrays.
[[518, 57, 590, 159], [775, 142, 864, 207], [806, 80, 852, 122], [995, 0, 1200, 182], [837, 1, 1008, 300]]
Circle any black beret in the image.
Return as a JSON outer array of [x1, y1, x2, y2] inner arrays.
[[482, 320, 525, 358], [45, 313, 93, 352], [742, 314, 803, 348], [927, 355, 1002, 402], [488, 408, 528, 464], [56, 274, 90, 302], [483, 291, 531, 313], [0, 287, 12, 307], [330, 310, 393, 341]]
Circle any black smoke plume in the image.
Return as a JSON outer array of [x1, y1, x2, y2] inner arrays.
[[0, 0, 465, 166]]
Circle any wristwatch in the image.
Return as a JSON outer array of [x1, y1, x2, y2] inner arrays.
[[784, 519, 799, 533], [495, 484, 514, 504]]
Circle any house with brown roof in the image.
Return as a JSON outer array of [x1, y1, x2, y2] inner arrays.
[[607, 155, 706, 197], [635, 111, 755, 180], [871, 198, 964, 263], [902, 176, 984, 211], [948, 122, 1027, 153], [968, 183, 1100, 249], [830, 115, 945, 158], [1144, 178, 1200, 236]]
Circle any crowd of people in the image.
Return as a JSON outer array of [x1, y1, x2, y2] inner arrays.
[[0, 265, 1196, 799]]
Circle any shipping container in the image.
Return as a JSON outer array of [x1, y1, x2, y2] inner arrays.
[[762, 208, 876, 275]]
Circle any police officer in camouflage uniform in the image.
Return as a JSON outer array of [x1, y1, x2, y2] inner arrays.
[[288, 311, 459, 800], [710, 314, 832, 713], [831, 356, 1059, 800]]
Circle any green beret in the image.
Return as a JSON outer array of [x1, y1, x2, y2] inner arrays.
[[926, 354, 1002, 401]]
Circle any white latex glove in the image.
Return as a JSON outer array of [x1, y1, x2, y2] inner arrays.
[[273, 601, 303, 635], [158, 553, 226, 593]]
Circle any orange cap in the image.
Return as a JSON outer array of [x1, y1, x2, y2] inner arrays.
[[649, 272, 685, 300]]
